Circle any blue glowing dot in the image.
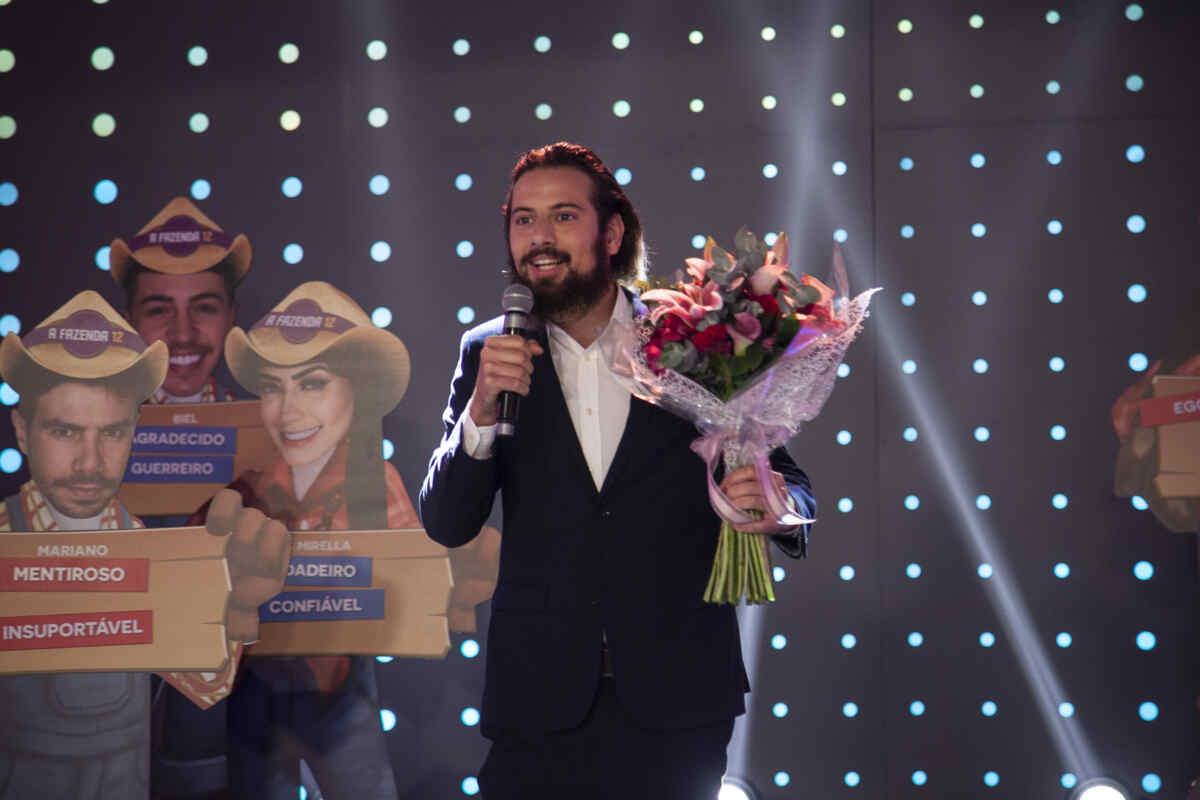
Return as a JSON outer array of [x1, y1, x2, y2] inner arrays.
[[833, 228, 849, 243], [972, 290, 988, 305], [1129, 352, 1150, 372], [841, 633, 856, 649], [1136, 631, 1156, 650], [1053, 562, 1070, 578], [907, 632, 924, 647], [281, 176, 302, 197], [901, 359, 917, 374], [1125, 74, 1144, 92], [772, 702, 788, 718], [456, 240, 474, 258], [379, 709, 396, 731], [190, 179, 211, 200], [1139, 701, 1158, 721], [837, 362, 851, 378], [461, 707, 480, 726], [906, 562, 922, 578], [973, 358, 989, 374], [93, 179, 118, 204], [534, 35, 551, 53], [1126, 3, 1144, 21], [369, 174, 390, 195], [763, 232, 778, 246], [0, 383, 17, 406], [1059, 702, 1076, 719], [460, 639, 480, 658], [912, 771, 927, 786], [371, 305, 393, 327], [1049, 356, 1065, 372], [0, 448, 21, 474], [900, 225, 915, 239], [614, 168, 632, 186], [1134, 560, 1154, 580], [1047, 149, 1063, 165], [453, 106, 471, 123], [0, 248, 18, 273], [1047, 219, 1063, 235], [981, 701, 997, 717], [971, 223, 987, 238], [371, 241, 392, 263], [983, 771, 999, 787], [1143, 774, 1162, 793], [452, 38, 470, 56], [455, 173, 472, 191], [977, 563, 993, 579], [94, 246, 110, 271], [909, 700, 925, 715], [1127, 214, 1146, 233], [839, 565, 855, 581], [1056, 632, 1072, 648], [844, 772, 860, 787], [904, 494, 920, 511], [761, 163, 778, 179], [691, 235, 705, 249], [1051, 425, 1066, 440], [1046, 10, 1062, 24], [1126, 144, 1145, 163], [774, 772, 790, 788], [970, 153, 986, 168], [976, 495, 992, 510], [901, 292, 916, 306], [462, 777, 480, 796], [0, 183, 16, 207], [1048, 288, 1064, 303], [690, 166, 706, 181], [903, 427, 918, 442], [282, 244, 303, 264], [836, 430, 852, 445], [842, 701, 858, 718], [771, 634, 787, 650], [974, 426, 990, 442], [381, 438, 394, 460], [1062, 774, 1077, 789], [838, 497, 854, 513], [1046, 80, 1061, 95], [899, 157, 914, 171], [457, 306, 476, 325], [1127, 283, 1147, 303], [1132, 495, 1149, 510], [0, 314, 20, 336], [979, 632, 995, 647], [375, 655, 393, 663], [1052, 493, 1068, 509], [773, 566, 785, 582], [832, 160, 847, 176]]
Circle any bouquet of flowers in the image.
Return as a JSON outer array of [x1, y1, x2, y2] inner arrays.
[[618, 228, 878, 604]]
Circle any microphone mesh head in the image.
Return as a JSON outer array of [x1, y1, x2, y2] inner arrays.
[[502, 283, 535, 314]]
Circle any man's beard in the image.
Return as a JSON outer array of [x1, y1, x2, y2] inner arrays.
[[516, 239, 612, 322]]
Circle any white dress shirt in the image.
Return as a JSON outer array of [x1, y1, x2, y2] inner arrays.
[[462, 291, 633, 491]]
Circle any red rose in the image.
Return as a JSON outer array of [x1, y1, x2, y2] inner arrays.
[[751, 293, 779, 314], [691, 323, 730, 354]]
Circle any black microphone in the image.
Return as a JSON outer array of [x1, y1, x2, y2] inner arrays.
[[497, 283, 535, 437]]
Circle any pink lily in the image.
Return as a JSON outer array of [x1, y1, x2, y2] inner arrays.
[[749, 233, 792, 295], [728, 312, 762, 356], [685, 257, 713, 284], [643, 280, 724, 326]]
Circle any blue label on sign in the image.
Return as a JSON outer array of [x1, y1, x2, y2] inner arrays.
[[131, 426, 238, 454], [258, 589, 386, 622], [285, 556, 373, 587], [123, 455, 234, 484]]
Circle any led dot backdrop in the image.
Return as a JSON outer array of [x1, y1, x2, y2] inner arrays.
[[1, 1, 1198, 797]]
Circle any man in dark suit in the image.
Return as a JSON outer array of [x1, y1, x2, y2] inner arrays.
[[420, 142, 815, 799]]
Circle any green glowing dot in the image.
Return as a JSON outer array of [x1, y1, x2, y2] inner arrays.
[[689, 98, 704, 113], [91, 46, 115, 71], [831, 92, 846, 107], [830, 24, 846, 38], [92, 113, 116, 137], [278, 43, 299, 64], [0, 116, 15, 139], [762, 95, 778, 109], [969, 14, 984, 28], [280, 110, 301, 130], [898, 87, 914, 102], [188, 112, 209, 133], [187, 46, 207, 66], [897, 19, 914, 33]]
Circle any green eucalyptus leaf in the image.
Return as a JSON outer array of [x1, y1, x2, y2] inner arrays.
[[734, 227, 758, 256]]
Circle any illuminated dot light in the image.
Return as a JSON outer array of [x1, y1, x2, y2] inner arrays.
[[1057, 701, 1075, 718], [379, 708, 396, 731], [1131, 495, 1149, 511], [0, 448, 21, 474], [909, 700, 925, 715], [842, 701, 858, 717], [839, 565, 855, 581], [903, 427, 918, 442], [367, 107, 389, 127], [901, 359, 917, 374], [1126, 214, 1146, 233], [772, 702, 788, 718], [381, 438, 394, 460], [981, 701, 997, 716], [91, 46, 115, 71], [461, 707, 481, 726], [969, 14, 984, 28], [976, 494, 992, 510], [1046, 10, 1061, 23], [1134, 560, 1154, 580], [977, 563, 993, 579], [1126, 73, 1144, 92], [1126, 144, 1145, 162], [900, 156, 914, 170], [366, 40, 387, 60], [763, 232, 778, 246], [845, 772, 861, 787], [689, 98, 704, 113], [1062, 773, 1078, 789], [611, 32, 630, 50], [614, 168, 631, 186], [535, 103, 552, 120], [188, 112, 209, 133], [1126, 4, 1144, 22], [983, 771, 999, 787], [773, 566, 785, 582], [457, 306, 476, 325], [1139, 701, 1158, 721], [1052, 493, 1069, 509], [831, 24, 846, 38], [898, 87, 914, 102], [690, 166, 706, 181], [841, 633, 856, 649], [1046, 80, 1061, 94], [972, 290, 988, 306], [94, 246, 110, 271], [534, 35, 551, 53], [912, 771, 927, 786], [93, 179, 118, 204], [1047, 219, 1063, 235], [462, 777, 480, 795], [454, 106, 471, 123], [0, 49, 13, 73], [1049, 356, 1065, 372], [278, 43, 299, 64], [455, 173, 472, 191], [612, 100, 631, 118], [0, 115, 14, 139], [974, 427, 990, 442], [691, 235, 705, 249], [1143, 774, 1162, 793], [838, 362, 851, 378], [906, 563, 922, 578], [1127, 283, 1147, 302], [901, 292, 916, 306], [762, 163, 778, 179], [761, 95, 777, 110], [834, 228, 849, 243], [774, 773, 790, 788], [282, 244, 303, 264], [971, 223, 987, 238], [282, 177, 304, 198], [0, 249, 17, 273], [970, 153, 986, 168], [908, 632, 924, 647], [832, 160, 847, 176], [371, 241, 392, 263], [900, 225, 915, 239], [0, 315, 18, 336], [1047, 149, 1063, 165], [456, 241, 474, 258], [0, 183, 16, 207], [1048, 288, 1064, 303], [761, 26, 776, 41], [973, 358, 989, 374], [369, 174, 390, 195], [1056, 632, 1072, 648], [1136, 631, 1156, 650], [831, 92, 847, 107], [970, 83, 985, 98], [452, 39, 470, 56], [836, 430, 852, 445], [898, 19, 914, 34], [0, 382, 18, 405], [904, 495, 920, 510], [460, 639, 480, 658], [688, 30, 703, 45], [280, 110, 301, 130], [979, 632, 995, 647], [190, 179, 211, 200], [771, 634, 787, 650], [1129, 353, 1149, 372], [187, 45, 207, 66], [92, 113, 116, 137], [838, 497, 854, 513], [1054, 562, 1070, 578]]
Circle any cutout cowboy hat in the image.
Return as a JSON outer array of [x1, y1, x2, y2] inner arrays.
[[108, 197, 252, 286]]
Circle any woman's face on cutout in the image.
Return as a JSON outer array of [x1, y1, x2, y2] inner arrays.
[[258, 361, 355, 467]]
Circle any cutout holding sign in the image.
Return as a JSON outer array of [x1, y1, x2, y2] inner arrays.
[[1143, 375, 1200, 498]]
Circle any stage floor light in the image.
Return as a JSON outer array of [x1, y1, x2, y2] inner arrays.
[[1070, 777, 1130, 800], [719, 776, 757, 800]]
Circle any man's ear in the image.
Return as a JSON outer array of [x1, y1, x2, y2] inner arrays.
[[11, 407, 29, 455], [605, 214, 625, 257]]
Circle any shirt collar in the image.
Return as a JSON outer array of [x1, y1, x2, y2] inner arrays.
[[545, 287, 632, 355]]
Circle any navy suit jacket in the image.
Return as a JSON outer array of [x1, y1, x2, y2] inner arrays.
[[419, 307, 815, 739]]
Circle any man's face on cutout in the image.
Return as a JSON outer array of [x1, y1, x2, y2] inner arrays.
[[127, 271, 235, 397]]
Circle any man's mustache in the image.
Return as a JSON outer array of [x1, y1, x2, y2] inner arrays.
[[51, 474, 120, 491], [521, 247, 571, 268]]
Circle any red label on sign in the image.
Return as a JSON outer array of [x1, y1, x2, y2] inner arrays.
[[1139, 391, 1200, 427], [0, 558, 150, 592], [0, 610, 153, 651]]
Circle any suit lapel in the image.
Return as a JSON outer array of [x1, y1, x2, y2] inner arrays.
[[529, 329, 600, 499]]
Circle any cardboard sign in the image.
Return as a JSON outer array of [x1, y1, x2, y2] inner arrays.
[[0, 528, 231, 674], [248, 529, 452, 658], [119, 401, 274, 516], [1150, 376, 1200, 477]]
